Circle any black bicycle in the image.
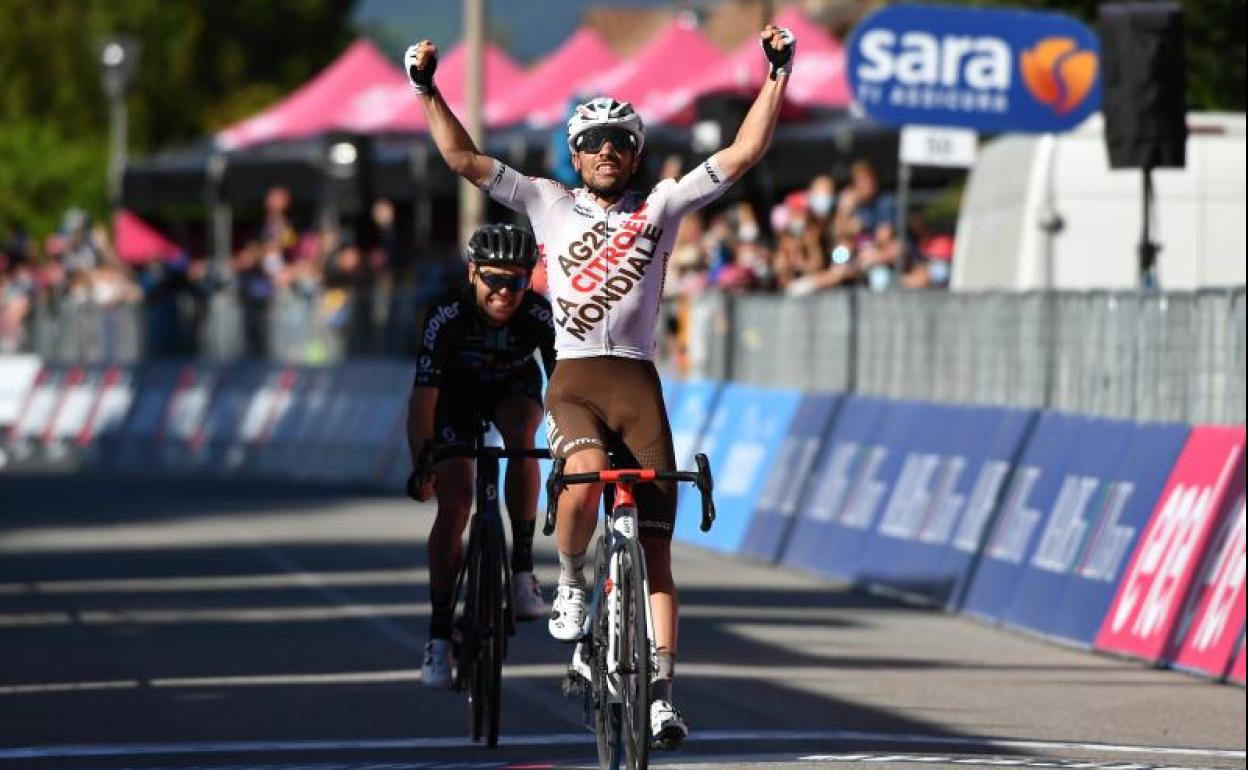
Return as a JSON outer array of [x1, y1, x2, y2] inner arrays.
[[543, 453, 715, 770], [421, 424, 551, 747]]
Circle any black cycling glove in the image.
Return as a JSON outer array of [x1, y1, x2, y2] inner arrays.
[[762, 27, 796, 80]]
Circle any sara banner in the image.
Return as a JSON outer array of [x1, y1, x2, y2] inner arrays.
[[847, 3, 1102, 132]]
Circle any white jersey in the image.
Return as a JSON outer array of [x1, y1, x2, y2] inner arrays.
[[480, 158, 731, 360]]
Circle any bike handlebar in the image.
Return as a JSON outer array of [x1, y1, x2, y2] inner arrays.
[[422, 443, 551, 467], [542, 453, 716, 537]]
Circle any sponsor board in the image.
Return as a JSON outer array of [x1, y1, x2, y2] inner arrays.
[[0, 354, 43, 426], [857, 405, 1037, 606], [1095, 426, 1246, 663], [1167, 482, 1246, 678], [780, 396, 891, 577], [958, 411, 1091, 621], [848, 3, 1101, 132], [668, 379, 721, 471], [673, 384, 802, 553], [998, 418, 1160, 639], [1229, 635, 1246, 685], [740, 393, 842, 563]]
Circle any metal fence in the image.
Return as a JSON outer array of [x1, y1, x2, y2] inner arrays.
[[678, 288, 1246, 426], [11, 285, 1245, 426]]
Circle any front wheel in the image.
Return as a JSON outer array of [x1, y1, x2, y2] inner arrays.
[[466, 519, 506, 747], [592, 536, 623, 770], [618, 537, 651, 769]]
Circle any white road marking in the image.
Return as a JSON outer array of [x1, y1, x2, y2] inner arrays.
[[0, 568, 425, 595], [0, 730, 1241, 761]]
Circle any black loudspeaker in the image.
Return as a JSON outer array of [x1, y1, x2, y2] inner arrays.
[[1098, 3, 1187, 169]]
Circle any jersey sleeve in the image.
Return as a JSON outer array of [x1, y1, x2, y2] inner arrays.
[[661, 157, 733, 220], [479, 159, 567, 218], [412, 298, 461, 389]]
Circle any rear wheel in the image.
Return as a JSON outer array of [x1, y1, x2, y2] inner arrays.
[[618, 537, 651, 769]]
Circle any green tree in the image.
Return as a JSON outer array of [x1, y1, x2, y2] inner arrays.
[[0, 0, 358, 239]]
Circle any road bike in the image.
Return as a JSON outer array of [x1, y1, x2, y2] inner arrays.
[[543, 453, 715, 769], [423, 423, 551, 747]]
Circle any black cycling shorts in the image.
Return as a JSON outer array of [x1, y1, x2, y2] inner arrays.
[[434, 361, 544, 448]]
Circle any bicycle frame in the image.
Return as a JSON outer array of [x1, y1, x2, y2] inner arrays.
[[427, 424, 551, 746], [545, 455, 716, 768]]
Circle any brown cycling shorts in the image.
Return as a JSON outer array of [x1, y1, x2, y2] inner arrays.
[[544, 356, 677, 541]]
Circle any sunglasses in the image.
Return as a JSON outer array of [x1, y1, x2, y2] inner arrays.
[[575, 126, 637, 154], [476, 270, 529, 292]]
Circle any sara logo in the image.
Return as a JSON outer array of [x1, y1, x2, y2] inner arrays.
[[849, 3, 1101, 133], [1020, 37, 1098, 115]]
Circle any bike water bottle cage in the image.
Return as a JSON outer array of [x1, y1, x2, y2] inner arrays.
[[574, 126, 638, 154]]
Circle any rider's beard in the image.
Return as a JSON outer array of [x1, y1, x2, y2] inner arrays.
[[580, 164, 631, 203]]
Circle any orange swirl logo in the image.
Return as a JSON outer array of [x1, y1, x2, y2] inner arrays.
[[1020, 37, 1098, 114]]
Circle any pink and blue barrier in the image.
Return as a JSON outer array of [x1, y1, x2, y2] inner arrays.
[[1, 355, 1242, 685]]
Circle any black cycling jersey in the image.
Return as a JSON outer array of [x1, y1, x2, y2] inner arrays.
[[413, 286, 556, 389]]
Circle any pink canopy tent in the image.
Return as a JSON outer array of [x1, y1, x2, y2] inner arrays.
[[486, 27, 619, 128], [645, 8, 850, 124], [113, 209, 180, 264], [377, 41, 526, 132], [578, 17, 727, 128], [215, 40, 408, 150]]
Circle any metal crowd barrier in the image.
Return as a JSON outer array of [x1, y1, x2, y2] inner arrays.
[[12, 284, 1245, 426], [677, 287, 1246, 426]]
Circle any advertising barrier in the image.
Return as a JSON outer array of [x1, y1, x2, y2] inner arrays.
[[958, 412, 1094, 621], [673, 384, 801, 552], [780, 395, 890, 577], [1013, 422, 1192, 645], [3, 365, 65, 464], [739, 392, 841, 563], [1167, 484, 1246, 678], [668, 379, 721, 471], [1095, 426, 1246, 664], [0, 354, 43, 427], [103, 362, 182, 473], [860, 405, 1038, 606], [1229, 638, 1246, 685], [996, 420, 1189, 642]]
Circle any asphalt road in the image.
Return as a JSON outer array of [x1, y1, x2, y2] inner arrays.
[[0, 472, 1243, 770]]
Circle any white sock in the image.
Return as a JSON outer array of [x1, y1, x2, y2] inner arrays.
[[558, 549, 587, 589]]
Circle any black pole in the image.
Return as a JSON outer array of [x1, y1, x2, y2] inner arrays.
[[1139, 166, 1159, 289]]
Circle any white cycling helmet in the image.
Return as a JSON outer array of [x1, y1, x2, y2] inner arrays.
[[566, 97, 645, 155]]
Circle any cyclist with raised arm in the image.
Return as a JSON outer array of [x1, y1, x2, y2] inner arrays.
[[408, 224, 556, 689], [406, 25, 795, 745]]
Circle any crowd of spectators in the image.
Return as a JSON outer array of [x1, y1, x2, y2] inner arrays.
[[2, 161, 955, 362], [664, 158, 954, 300]]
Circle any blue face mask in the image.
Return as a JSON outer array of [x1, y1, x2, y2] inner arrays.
[[809, 192, 834, 218], [867, 264, 893, 292], [928, 260, 951, 286]]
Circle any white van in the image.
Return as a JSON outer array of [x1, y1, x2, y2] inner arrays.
[[952, 112, 1246, 290]]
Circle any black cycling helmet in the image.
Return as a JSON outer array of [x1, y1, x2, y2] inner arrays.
[[466, 224, 538, 270]]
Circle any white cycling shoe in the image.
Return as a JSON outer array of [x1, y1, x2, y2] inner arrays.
[[650, 698, 688, 749], [548, 585, 586, 642], [512, 571, 547, 621], [420, 639, 454, 689]]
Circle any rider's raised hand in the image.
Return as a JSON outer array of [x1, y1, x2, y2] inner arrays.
[[404, 40, 439, 94], [760, 24, 796, 80]]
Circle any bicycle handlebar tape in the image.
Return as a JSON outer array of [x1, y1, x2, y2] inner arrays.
[[695, 453, 717, 532], [543, 458, 566, 536]]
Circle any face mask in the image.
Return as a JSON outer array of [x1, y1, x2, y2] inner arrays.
[[867, 264, 893, 292], [928, 260, 951, 285], [809, 192, 834, 217], [738, 223, 760, 243], [787, 219, 806, 236]]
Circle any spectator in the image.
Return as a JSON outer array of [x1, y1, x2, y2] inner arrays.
[[233, 239, 274, 358], [858, 221, 905, 292], [666, 213, 709, 297], [835, 160, 897, 244], [261, 186, 298, 262]]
